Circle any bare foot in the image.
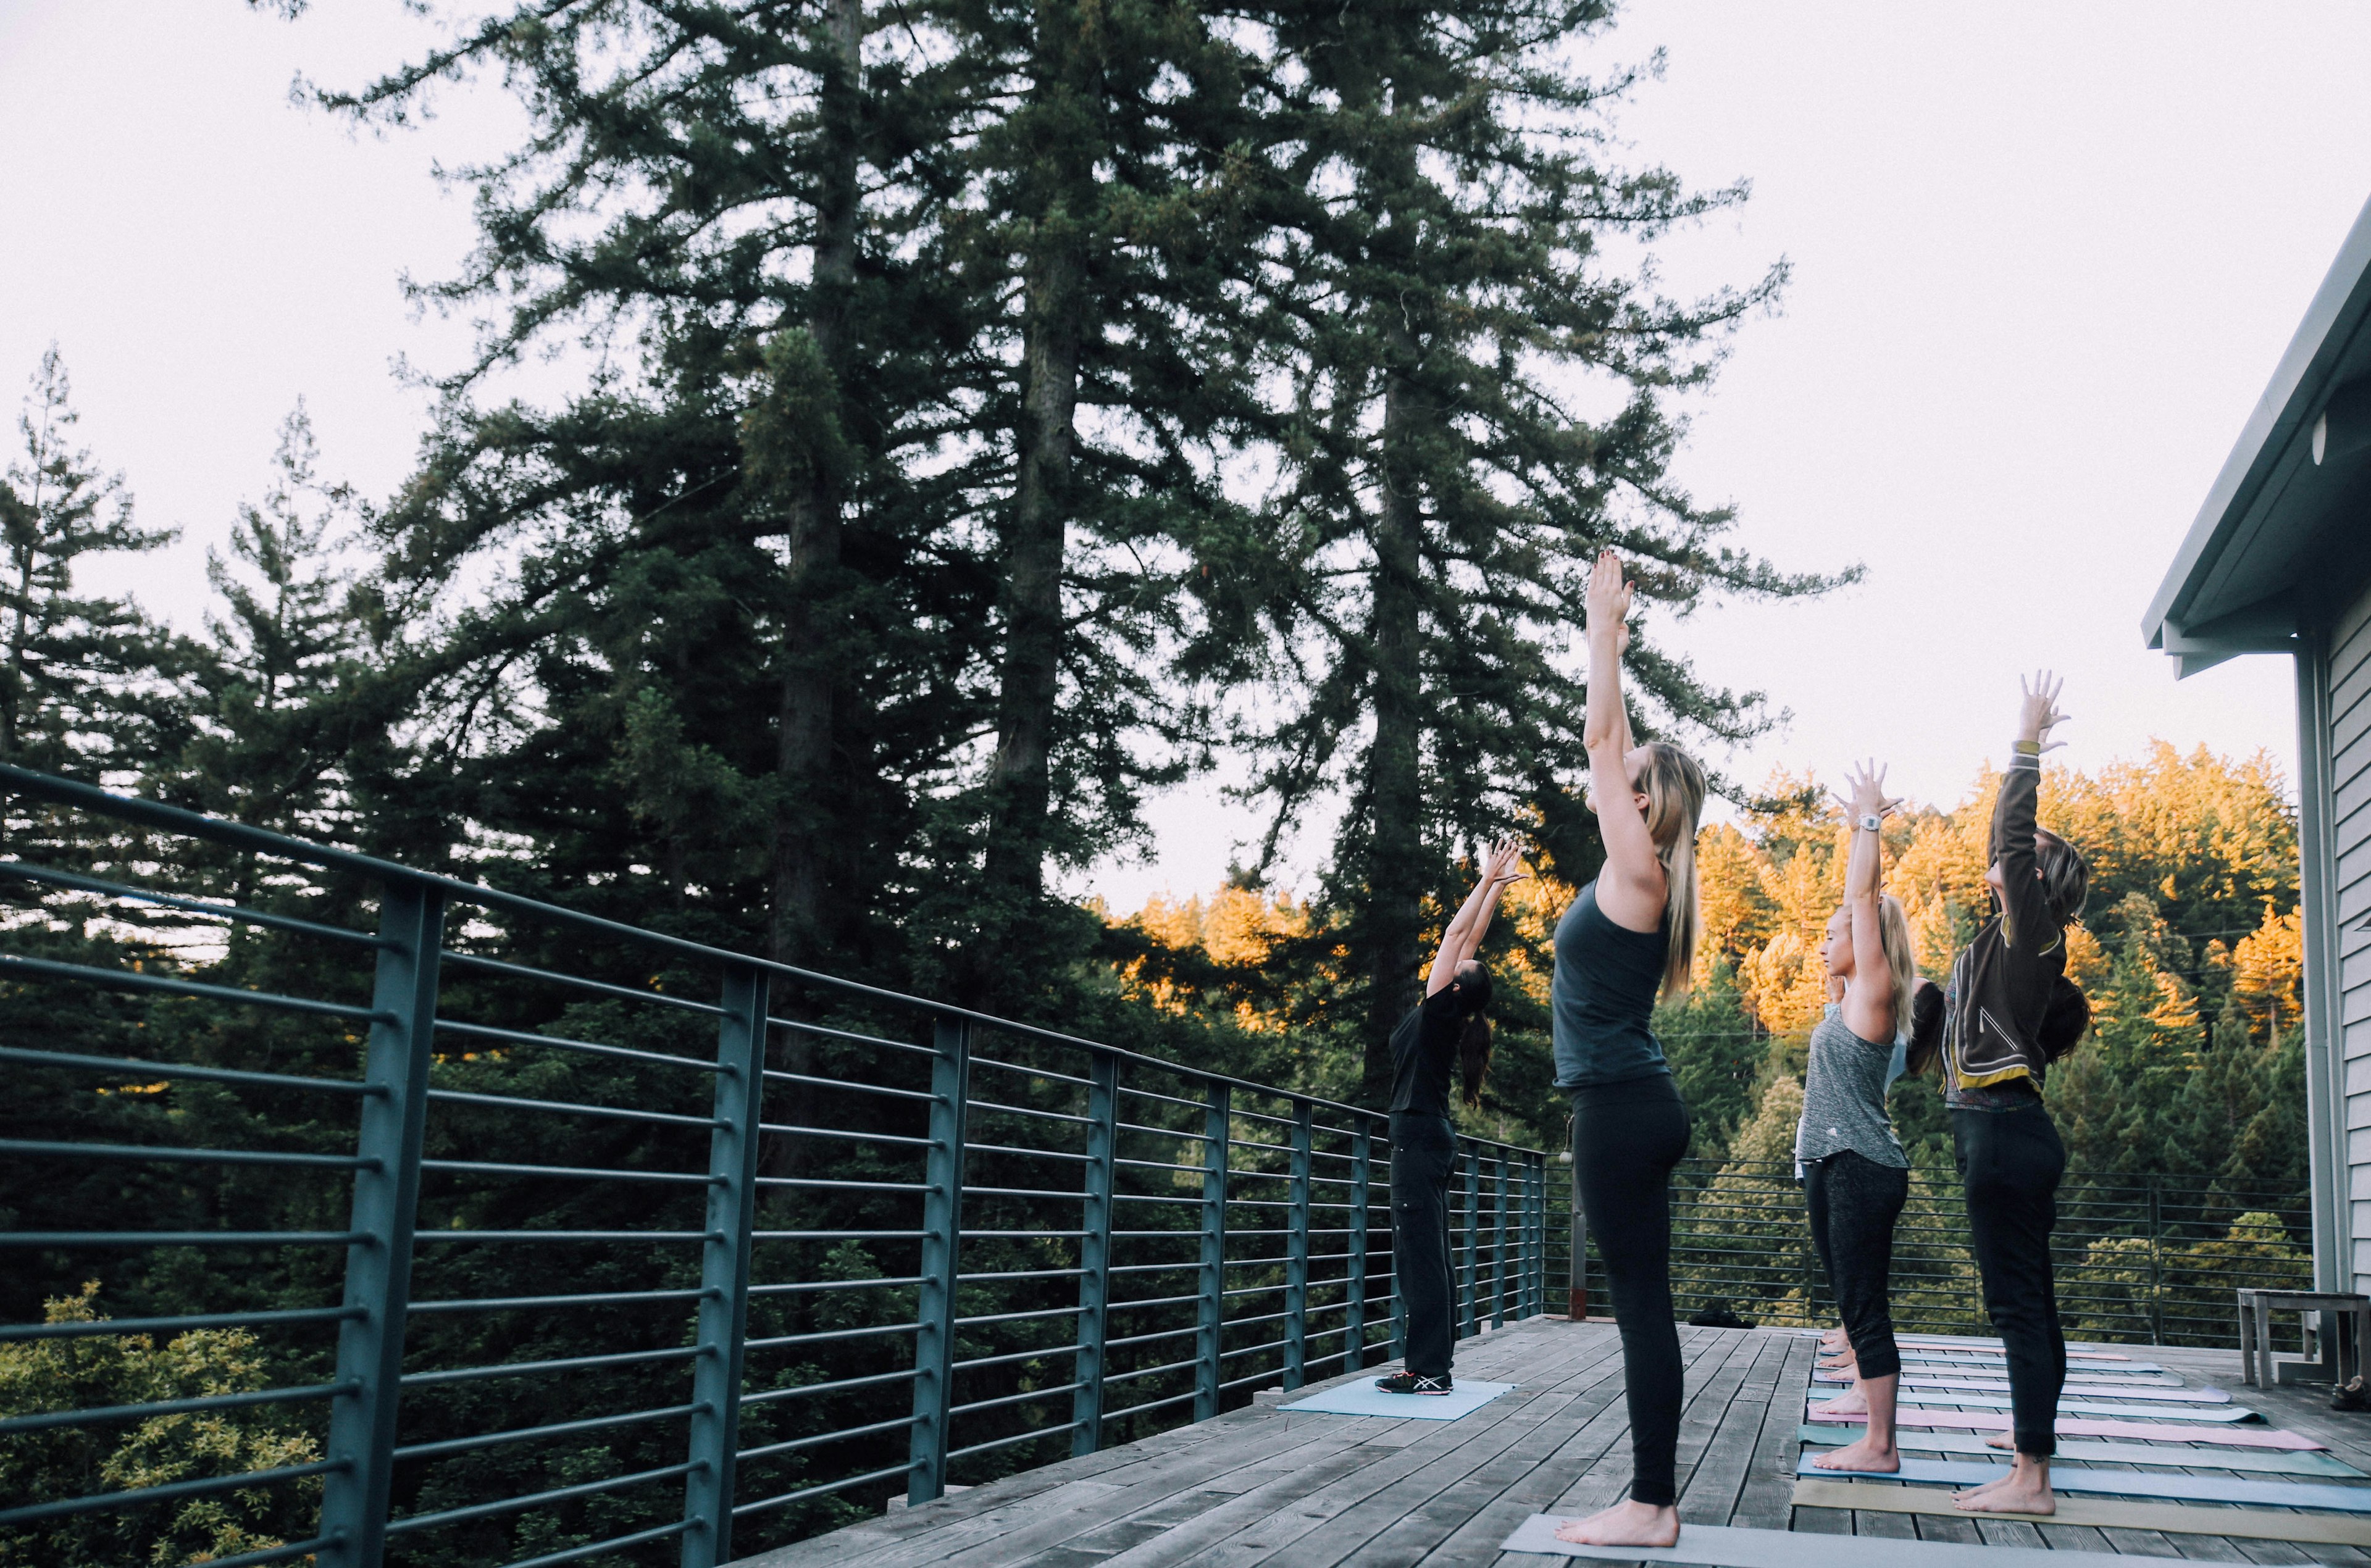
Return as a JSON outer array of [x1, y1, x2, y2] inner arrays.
[[1984, 1431, 2013, 1451], [1820, 1328, 1849, 1349], [1954, 1456, 2052, 1515], [1810, 1435, 1900, 1473], [1809, 1386, 1869, 1417], [1553, 1499, 1681, 1547], [1818, 1353, 1858, 1374]]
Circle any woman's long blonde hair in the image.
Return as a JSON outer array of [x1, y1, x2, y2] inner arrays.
[[1634, 742, 1707, 996], [1875, 894, 1918, 1041]]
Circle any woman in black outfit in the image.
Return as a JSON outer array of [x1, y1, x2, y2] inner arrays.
[[1936, 672, 2091, 1518], [1553, 551, 1707, 1550], [1376, 836, 1524, 1396]]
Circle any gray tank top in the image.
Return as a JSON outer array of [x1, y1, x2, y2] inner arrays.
[[1795, 1003, 1909, 1168]]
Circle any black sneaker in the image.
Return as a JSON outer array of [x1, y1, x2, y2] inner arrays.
[[1374, 1371, 1453, 1395], [2333, 1375, 2367, 1412]]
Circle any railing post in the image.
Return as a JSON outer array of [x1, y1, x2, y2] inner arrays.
[[317, 882, 443, 1568], [908, 1017, 972, 1504], [1532, 1154, 1547, 1319], [1568, 1154, 1589, 1319], [1284, 1099, 1311, 1390], [2147, 1174, 2165, 1346], [1195, 1082, 1230, 1421], [1459, 1140, 1479, 1341], [682, 962, 771, 1568], [1347, 1117, 1371, 1373], [1072, 1053, 1118, 1456], [1491, 1154, 1508, 1328]]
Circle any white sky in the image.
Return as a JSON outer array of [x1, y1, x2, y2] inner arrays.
[[4, 2, 2369, 914]]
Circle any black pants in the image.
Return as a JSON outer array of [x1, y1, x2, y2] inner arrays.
[[1390, 1112, 1458, 1378], [1571, 1075, 1691, 1506], [1952, 1101, 2067, 1457], [1805, 1149, 1908, 1380]]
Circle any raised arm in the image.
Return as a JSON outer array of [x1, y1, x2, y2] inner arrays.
[[1838, 761, 1901, 1045], [1996, 671, 2068, 952], [1426, 836, 1527, 996], [1582, 550, 1663, 933]]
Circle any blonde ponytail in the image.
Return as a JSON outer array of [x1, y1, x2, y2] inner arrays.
[[1635, 742, 1707, 996], [1877, 893, 1918, 1041]]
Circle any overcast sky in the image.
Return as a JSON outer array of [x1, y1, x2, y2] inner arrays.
[[5, 2, 2369, 912]]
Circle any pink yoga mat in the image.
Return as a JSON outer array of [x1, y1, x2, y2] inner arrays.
[[1803, 1402, 2325, 1451]]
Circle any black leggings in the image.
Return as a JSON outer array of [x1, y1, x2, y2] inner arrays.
[[1571, 1075, 1691, 1506], [1805, 1149, 1907, 1380], [1389, 1112, 1458, 1378], [1952, 1101, 2067, 1457]]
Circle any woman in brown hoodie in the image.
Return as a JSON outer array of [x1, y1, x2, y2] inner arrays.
[[1936, 672, 2093, 1517]]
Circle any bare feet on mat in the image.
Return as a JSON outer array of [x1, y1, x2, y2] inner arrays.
[[1818, 1353, 1857, 1375], [1820, 1327, 1849, 1350], [1810, 1434, 1900, 1472], [1554, 1500, 1681, 1546], [1954, 1456, 2053, 1515], [1984, 1431, 2013, 1450], [1809, 1385, 1869, 1417]]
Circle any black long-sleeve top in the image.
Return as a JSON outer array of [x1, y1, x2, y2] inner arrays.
[[1941, 753, 2068, 1102]]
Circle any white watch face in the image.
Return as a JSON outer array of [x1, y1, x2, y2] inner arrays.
[[1859, 815, 1883, 832]]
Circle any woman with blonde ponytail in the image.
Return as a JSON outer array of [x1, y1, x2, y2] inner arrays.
[[1553, 551, 1706, 1551]]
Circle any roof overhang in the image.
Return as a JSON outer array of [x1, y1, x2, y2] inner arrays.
[[2145, 192, 2371, 677]]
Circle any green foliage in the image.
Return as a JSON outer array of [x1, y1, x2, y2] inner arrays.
[[0, 1284, 324, 1568]]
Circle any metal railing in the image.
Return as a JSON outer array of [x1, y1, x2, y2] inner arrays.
[[1547, 1158, 2312, 1348], [0, 765, 1553, 1568]]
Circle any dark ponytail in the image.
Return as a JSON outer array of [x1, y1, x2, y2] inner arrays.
[[1458, 1015, 1493, 1109], [1904, 977, 1946, 1077], [2039, 975, 2091, 1062]]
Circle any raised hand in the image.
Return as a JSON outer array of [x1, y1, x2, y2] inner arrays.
[[1829, 760, 1901, 824], [2017, 670, 2071, 752], [1585, 549, 1633, 653], [1486, 835, 1530, 887]]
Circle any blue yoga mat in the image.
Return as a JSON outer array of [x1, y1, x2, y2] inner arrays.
[[1279, 1377, 1513, 1420], [1794, 1452, 2371, 1512], [1794, 1424, 2367, 1477]]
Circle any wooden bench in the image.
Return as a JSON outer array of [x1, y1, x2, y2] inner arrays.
[[2236, 1287, 2370, 1387]]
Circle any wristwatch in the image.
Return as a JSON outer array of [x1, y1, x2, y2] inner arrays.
[[1856, 814, 1883, 833]]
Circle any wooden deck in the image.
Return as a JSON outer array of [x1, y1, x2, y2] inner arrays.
[[734, 1320, 2371, 1567]]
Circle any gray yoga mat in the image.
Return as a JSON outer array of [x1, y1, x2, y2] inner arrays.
[[1885, 1351, 2165, 1374], [1794, 1423, 2366, 1477], [1277, 1377, 1512, 1420], [1500, 1517, 2185, 1568], [1810, 1373, 2225, 1403], [1793, 1452, 2371, 1511]]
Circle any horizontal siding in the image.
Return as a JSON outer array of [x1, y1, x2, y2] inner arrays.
[[2343, 575, 2371, 1297]]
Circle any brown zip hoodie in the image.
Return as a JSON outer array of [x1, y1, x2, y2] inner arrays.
[[1942, 751, 2065, 1098]]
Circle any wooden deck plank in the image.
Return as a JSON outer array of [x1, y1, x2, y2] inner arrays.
[[740, 1324, 2371, 1568]]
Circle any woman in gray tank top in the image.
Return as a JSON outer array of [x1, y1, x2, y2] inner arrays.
[[1800, 762, 1942, 1474]]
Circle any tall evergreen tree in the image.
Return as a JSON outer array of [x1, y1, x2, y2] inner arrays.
[[0, 348, 186, 789], [1231, 0, 1843, 1100]]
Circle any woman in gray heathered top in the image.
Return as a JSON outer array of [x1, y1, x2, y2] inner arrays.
[[1799, 762, 1943, 1475]]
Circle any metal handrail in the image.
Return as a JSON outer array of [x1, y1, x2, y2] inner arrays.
[[0, 764, 1552, 1568]]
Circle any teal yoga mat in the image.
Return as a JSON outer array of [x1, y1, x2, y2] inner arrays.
[[1792, 1452, 2371, 1511], [1794, 1424, 2365, 1477], [1277, 1377, 1512, 1420]]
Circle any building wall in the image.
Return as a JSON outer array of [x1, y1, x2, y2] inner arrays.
[[2330, 580, 2371, 1290]]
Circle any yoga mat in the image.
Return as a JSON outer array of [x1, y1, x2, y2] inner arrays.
[[1894, 1333, 2123, 1353], [1825, 1356, 2173, 1378], [1805, 1403, 2322, 1448], [1792, 1452, 2371, 1511], [1868, 1390, 2257, 1421], [1810, 1373, 2224, 1403], [1794, 1424, 2365, 1477], [1277, 1377, 1512, 1420], [1881, 1351, 2162, 1372], [1500, 1517, 2185, 1568], [1789, 1477, 2371, 1546]]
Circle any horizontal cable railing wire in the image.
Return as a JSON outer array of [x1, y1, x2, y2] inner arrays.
[[0, 764, 1549, 1568], [1543, 1157, 2310, 1348]]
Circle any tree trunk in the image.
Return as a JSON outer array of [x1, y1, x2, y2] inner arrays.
[[770, 0, 864, 970], [1361, 362, 1427, 1106], [981, 236, 1082, 907]]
